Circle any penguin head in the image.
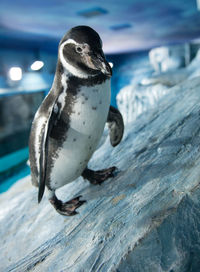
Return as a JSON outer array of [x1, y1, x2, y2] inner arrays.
[[59, 26, 112, 79]]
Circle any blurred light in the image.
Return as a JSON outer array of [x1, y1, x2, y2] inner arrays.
[[9, 67, 22, 81], [197, 0, 200, 10], [31, 61, 44, 71], [109, 62, 114, 68]]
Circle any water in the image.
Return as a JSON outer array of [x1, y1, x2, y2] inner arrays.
[[0, 166, 30, 193], [0, 147, 30, 193]]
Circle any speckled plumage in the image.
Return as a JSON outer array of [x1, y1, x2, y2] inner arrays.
[[29, 26, 124, 215], [49, 76, 111, 189]]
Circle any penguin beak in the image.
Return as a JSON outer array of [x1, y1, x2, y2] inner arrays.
[[100, 58, 112, 77], [89, 51, 112, 77]]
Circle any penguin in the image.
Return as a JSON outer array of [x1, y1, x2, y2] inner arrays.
[[29, 26, 124, 216]]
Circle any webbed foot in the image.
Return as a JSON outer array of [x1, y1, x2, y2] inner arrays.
[[82, 166, 117, 185], [49, 195, 86, 216]]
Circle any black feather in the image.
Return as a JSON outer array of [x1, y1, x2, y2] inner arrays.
[[38, 101, 58, 203]]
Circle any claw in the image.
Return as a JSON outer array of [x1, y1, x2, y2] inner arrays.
[[49, 195, 86, 216], [66, 195, 86, 205], [82, 166, 117, 185]]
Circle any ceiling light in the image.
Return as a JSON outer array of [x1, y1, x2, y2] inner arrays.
[[110, 23, 132, 31], [31, 61, 44, 71], [197, 0, 200, 10], [78, 7, 108, 18], [9, 67, 22, 81]]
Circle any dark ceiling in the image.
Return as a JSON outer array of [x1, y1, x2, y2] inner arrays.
[[1, 0, 200, 54]]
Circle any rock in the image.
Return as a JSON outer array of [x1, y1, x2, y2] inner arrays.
[[188, 49, 200, 79], [142, 48, 200, 88], [117, 83, 168, 124], [117, 49, 200, 125], [149, 44, 190, 73], [108, 52, 153, 107], [1, 76, 200, 271], [141, 69, 188, 87], [118, 190, 200, 272]]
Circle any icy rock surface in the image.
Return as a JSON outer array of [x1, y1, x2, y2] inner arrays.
[[117, 83, 168, 124], [1, 77, 200, 271], [117, 49, 200, 124], [143, 48, 200, 87], [149, 44, 190, 73]]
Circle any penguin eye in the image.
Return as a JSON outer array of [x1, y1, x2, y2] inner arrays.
[[76, 46, 83, 53]]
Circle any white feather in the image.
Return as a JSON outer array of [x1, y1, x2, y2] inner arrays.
[[59, 39, 89, 79], [50, 79, 111, 189], [57, 71, 69, 117], [34, 115, 46, 170]]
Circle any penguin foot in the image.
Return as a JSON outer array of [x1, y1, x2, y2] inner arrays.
[[49, 195, 86, 216], [82, 166, 117, 185]]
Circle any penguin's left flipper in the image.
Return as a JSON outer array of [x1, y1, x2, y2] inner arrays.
[[82, 166, 117, 185], [107, 105, 124, 147]]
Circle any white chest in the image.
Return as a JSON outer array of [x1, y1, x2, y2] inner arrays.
[[70, 80, 111, 136], [50, 79, 111, 189]]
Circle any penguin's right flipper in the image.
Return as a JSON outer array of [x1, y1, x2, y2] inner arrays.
[[37, 100, 58, 203], [107, 105, 124, 147]]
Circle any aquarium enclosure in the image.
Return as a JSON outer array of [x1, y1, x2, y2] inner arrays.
[[1, 0, 200, 271]]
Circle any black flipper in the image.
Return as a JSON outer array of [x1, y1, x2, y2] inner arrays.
[[107, 105, 124, 147], [38, 100, 58, 203]]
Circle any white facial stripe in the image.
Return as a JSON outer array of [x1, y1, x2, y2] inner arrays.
[[62, 39, 79, 46], [59, 39, 89, 79]]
